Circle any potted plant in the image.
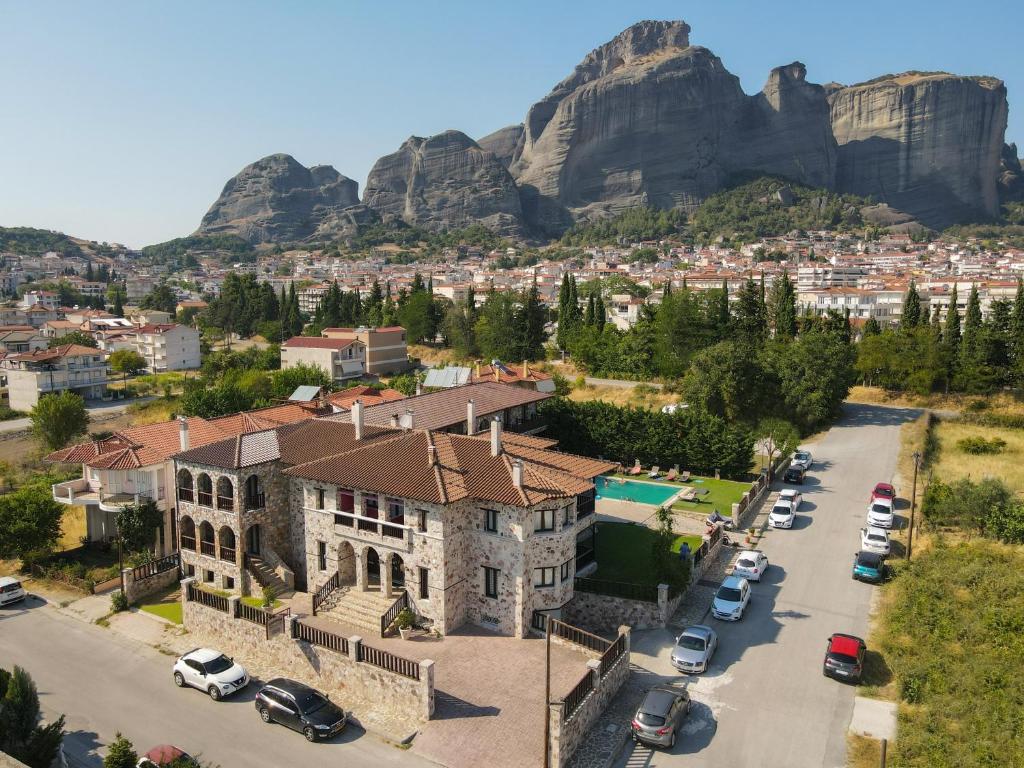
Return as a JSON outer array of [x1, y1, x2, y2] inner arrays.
[[396, 607, 416, 640]]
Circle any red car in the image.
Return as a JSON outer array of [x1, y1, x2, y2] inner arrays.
[[823, 633, 866, 682], [870, 483, 895, 503]]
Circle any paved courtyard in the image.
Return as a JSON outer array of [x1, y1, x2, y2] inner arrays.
[[305, 614, 593, 768]]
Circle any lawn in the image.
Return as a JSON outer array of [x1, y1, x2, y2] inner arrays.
[[670, 477, 749, 516], [591, 522, 703, 585], [140, 599, 183, 624], [931, 419, 1024, 494]]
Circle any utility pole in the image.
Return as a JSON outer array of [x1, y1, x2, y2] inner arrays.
[[907, 451, 920, 560], [543, 617, 551, 768]]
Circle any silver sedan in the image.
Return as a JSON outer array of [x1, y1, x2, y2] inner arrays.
[[671, 624, 718, 674]]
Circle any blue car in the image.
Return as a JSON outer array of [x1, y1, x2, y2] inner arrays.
[[852, 550, 885, 583]]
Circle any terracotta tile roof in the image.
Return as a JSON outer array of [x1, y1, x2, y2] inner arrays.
[[471, 361, 553, 385], [10, 344, 102, 362], [330, 381, 550, 431], [281, 336, 357, 350], [327, 386, 405, 410]]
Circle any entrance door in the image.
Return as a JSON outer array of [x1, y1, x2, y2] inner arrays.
[[366, 548, 380, 587], [246, 525, 261, 556], [391, 554, 405, 589]]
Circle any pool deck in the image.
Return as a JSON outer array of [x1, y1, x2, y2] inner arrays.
[[595, 497, 709, 537]]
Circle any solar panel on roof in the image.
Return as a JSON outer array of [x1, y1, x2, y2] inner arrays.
[[289, 385, 322, 402]]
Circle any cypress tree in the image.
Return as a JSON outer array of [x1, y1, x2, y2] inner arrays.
[[717, 279, 730, 335], [557, 274, 571, 349], [944, 285, 961, 388], [584, 294, 596, 326], [902, 280, 921, 328], [663, 280, 672, 298], [961, 283, 982, 362], [112, 286, 124, 318], [734, 276, 767, 347], [595, 295, 606, 333], [1010, 279, 1024, 379], [769, 270, 797, 340]]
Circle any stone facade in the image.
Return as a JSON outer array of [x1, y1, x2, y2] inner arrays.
[[122, 563, 181, 606], [181, 579, 433, 730], [548, 627, 631, 768]]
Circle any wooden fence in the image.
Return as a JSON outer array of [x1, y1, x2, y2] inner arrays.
[[187, 582, 229, 612], [293, 618, 350, 655], [562, 671, 595, 721]]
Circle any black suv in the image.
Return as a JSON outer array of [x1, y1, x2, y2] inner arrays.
[[255, 678, 347, 742], [783, 466, 806, 484]]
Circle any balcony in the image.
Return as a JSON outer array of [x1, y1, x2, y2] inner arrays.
[[199, 539, 216, 557], [244, 493, 265, 512], [216, 495, 234, 511], [330, 509, 413, 549], [197, 491, 213, 507], [52, 478, 99, 506], [219, 546, 236, 564]]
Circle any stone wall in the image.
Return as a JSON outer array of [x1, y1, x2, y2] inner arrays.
[[122, 564, 180, 606], [181, 579, 434, 731], [548, 626, 631, 768], [562, 590, 661, 635]]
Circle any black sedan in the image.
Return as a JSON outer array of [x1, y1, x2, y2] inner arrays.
[[255, 678, 347, 742]]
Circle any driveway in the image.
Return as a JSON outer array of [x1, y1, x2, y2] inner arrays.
[[612, 402, 917, 768], [0, 598, 439, 768]]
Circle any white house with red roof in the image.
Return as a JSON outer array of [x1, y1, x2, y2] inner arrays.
[[4, 344, 108, 410]]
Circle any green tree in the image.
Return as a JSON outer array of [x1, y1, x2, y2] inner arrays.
[[108, 349, 147, 375], [48, 330, 97, 349], [681, 341, 764, 422], [30, 391, 89, 451], [104, 733, 138, 768], [139, 282, 178, 314], [0, 666, 65, 768], [0, 484, 64, 562], [115, 498, 163, 554], [733, 276, 767, 348], [768, 270, 797, 340], [756, 417, 800, 478], [112, 284, 125, 317], [902, 280, 922, 328], [269, 363, 332, 399], [397, 290, 439, 344], [594, 294, 606, 333], [862, 315, 881, 336]]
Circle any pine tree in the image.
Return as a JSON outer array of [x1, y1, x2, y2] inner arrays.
[[902, 280, 921, 328], [411, 272, 425, 293], [734, 276, 767, 347], [104, 733, 138, 768], [863, 315, 881, 336]]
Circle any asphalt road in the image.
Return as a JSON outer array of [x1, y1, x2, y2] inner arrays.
[[0, 600, 438, 768], [614, 402, 917, 768], [0, 397, 151, 434]]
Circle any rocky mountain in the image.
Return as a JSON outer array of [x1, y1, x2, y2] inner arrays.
[[197, 154, 365, 244], [362, 130, 525, 237], [1000, 143, 1024, 202], [828, 73, 1008, 228], [477, 124, 523, 169]]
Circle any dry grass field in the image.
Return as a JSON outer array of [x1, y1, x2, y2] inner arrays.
[[931, 420, 1024, 494], [567, 383, 677, 411]]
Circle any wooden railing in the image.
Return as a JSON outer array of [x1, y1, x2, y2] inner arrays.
[[180, 535, 196, 551], [245, 492, 265, 511], [573, 576, 658, 603], [380, 590, 409, 636], [599, 633, 627, 678], [562, 671, 595, 721], [236, 600, 269, 626], [130, 552, 180, 582], [382, 522, 404, 539], [199, 539, 216, 557], [216, 496, 234, 511], [197, 491, 213, 507], [549, 617, 612, 654], [187, 582, 229, 612], [311, 571, 341, 616], [358, 641, 420, 680], [177, 487, 193, 502], [293, 618, 349, 655], [219, 546, 236, 564]]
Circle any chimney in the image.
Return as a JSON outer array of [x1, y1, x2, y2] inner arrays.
[[494, 366, 500, 382], [404, 407, 415, 431], [512, 459, 524, 489], [522, 360, 528, 378], [390, 413, 400, 428], [415, 379, 423, 396], [490, 417, 502, 457], [427, 445, 437, 466], [466, 399, 476, 435], [178, 416, 189, 451], [475, 361, 481, 378], [352, 399, 364, 440]]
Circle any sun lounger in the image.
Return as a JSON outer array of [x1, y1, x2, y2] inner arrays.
[[680, 470, 691, 482], [648, 466, 660, 479], [628, 460, 642, 476], [678, 487, 698, 501], [665, 467, 678, 481]]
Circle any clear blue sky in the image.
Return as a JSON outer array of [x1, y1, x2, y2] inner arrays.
[[2, 0, 1021, 248]]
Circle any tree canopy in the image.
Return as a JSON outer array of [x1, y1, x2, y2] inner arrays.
[[30, 391, 89, 451]]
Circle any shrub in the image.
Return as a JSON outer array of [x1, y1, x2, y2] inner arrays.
[[957, 435, 1007, 454], [550, 372, 571, 396], [396, 607, 416, 630], [261, 585, 277, 608], [573, 374, 588, 391], [110, 590, 128, 613]]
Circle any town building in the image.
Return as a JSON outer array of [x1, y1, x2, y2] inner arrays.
[[281, 336, 367, 383], [133, 323, 201, 371], [5, 344, 108, 410], [321, 327, 410, 375]]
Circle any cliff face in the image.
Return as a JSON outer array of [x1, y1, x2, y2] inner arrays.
[[829, 73, 1008, 227], [999, 142, 1024, 202], [197, 154, 362, 244], [510, 21, 839, 235], [477, 124, 524, 169], [362, 130, 525, 236]]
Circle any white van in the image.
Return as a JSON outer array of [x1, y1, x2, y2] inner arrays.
[[0, 576, 27, 606]]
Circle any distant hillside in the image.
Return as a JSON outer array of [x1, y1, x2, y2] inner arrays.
[[0, 226, 86, 257], [141, 234, 256, 264]]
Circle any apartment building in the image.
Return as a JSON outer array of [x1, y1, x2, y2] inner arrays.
[[21, 290, 59, 311], [297, 283, 331, 315], [0, 327, 47, 354], [171, 402, 613, 637], [320, 326, 409, 375], [281, 336, 367, 382], [5, 344, 107, 410], [134, 323, 201, 371]]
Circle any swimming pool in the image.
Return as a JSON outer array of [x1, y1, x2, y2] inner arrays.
[[595, 476, 680, 505]]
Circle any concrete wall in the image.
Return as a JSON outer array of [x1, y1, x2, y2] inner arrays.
[[548, 627, 631, 768], [181, 579, 434, 730]]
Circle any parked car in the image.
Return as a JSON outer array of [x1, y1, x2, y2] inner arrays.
[[0, 576, 27, 607], [866, 498, 895, 529], [783, 466, 806, 484], [823, 634, 866, 682], [860, 526, 891, 556], [851, 550, 886, 583], [769, 499, 796, 529], [255, 678, 347, 742], [136, 745, 195, 768], [671, 625, 718, 674], [630, 687, 691, 749], [791, 450, 813, 470], [779, 488, 802, 508], [172, 648, 249, 701], [661, 403, 688, 414], [732, 550, 769, 581], [870, 482, 896, 503], [711, 575, 751, 621]]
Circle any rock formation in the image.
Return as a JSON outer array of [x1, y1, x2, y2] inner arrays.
[[828, 73, 1008, 227], [362, 130, 525, 236], [999, 143, 1024, 202], [477, 124, 524, 169], [509, 21, 839, 235], [197, 154, 364, 244]]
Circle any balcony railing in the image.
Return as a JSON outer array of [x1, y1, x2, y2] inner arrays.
[[181, 535, 196, 551], [219, 546, 236, 564], [177, 487, 194, 502], [199, 539, 216, 557], [197, 491, 213, 507], [245, 493, 265, 511], [216, 496, 234, 511]]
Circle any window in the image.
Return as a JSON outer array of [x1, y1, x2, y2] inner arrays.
[[364, 494, 379, 518], [203, 569, 214, 584], [417, 510, 428, 532], [386, 497, 404, 521], [337, 488, 354, 514], [224, 576, 235, 590], [561, 559, 573, 583], [484, 567, 499, 599], [317, 541, 327, 571], [533, 567, 555, 588], [315, 488, 325, 510], [419, 567, 429, 600], [483, 509, 498, 533], [535, 508, 555, 533], [334, 513, 353, 528], [186, 564, 195, 578], [562, 506, 572, 527]]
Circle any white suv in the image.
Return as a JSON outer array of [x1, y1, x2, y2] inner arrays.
[[866, 498, 895, 529], [173, 648, 249, 701], [0, 577, 26, 606]]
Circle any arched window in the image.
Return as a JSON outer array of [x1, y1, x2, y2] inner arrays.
[[179, 516, 196, 550], [196, 474, 213, 507], [218, 526, 236, 563], [244, 475, 265, 511], [176, 469, 194, 502], [216, 477, 234, 510], [198, 521, 215, 556]]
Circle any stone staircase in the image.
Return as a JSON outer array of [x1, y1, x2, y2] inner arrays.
[[245, 554, 295, 599], [318, 585, 396, 635]]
